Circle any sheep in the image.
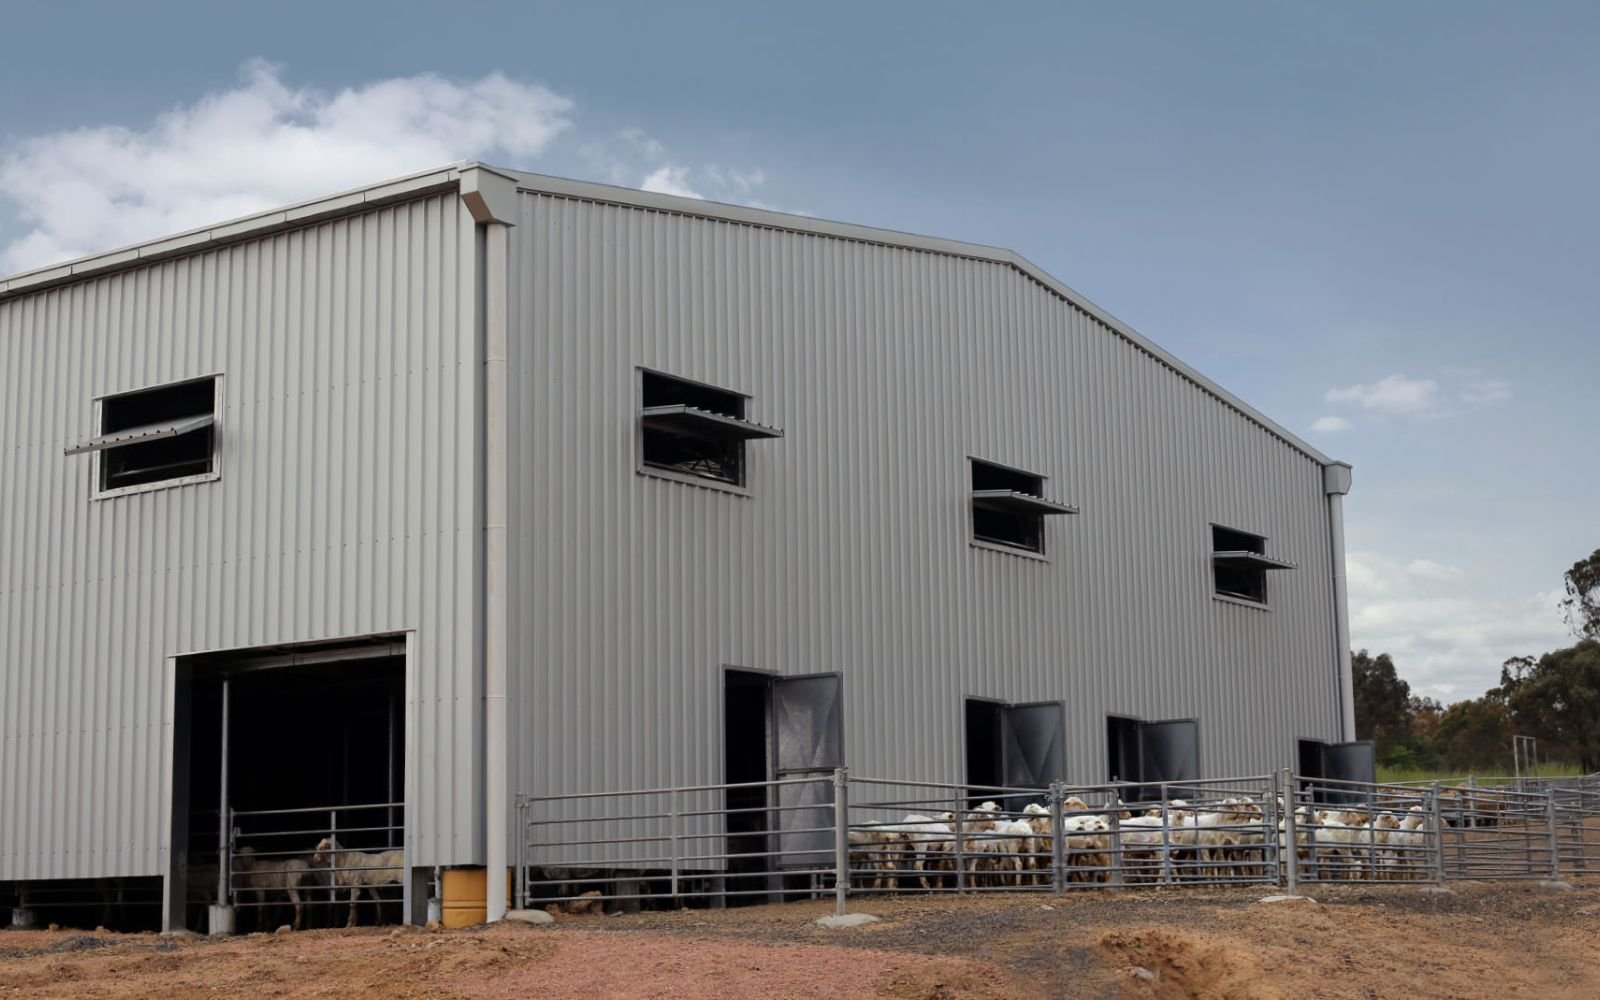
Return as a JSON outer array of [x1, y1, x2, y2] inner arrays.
[[233, 845, 315, 931], [988, 818, 1035, 886], [883, 814, 953, 890], [311, 836, 403, 927], [848, 821, 896, 889]]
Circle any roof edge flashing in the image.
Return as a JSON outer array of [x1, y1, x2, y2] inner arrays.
[[0, 164, 467, 299]]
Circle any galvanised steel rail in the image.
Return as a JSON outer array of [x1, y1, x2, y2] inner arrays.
[[224, 801, 405, 929], [516, 770, 1600, 915]]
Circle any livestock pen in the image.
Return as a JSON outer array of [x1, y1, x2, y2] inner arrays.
[[515, 770, 1600, 914]]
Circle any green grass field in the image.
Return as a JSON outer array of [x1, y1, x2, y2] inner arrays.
[[1376, 761, 1585, 784]]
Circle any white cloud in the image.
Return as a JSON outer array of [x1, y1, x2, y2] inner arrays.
[[1403, 558, 1464, 582], [1346, 549, 1568, 701], [0, 60, 574, 274], [1326, 374, 1441, 417], [640, 164, 703, 199], [1321, 372, 1513, 425], [1460, 379, 1513, 406]]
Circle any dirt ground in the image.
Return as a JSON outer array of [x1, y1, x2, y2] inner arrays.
[[3, 880, 1598, 999]]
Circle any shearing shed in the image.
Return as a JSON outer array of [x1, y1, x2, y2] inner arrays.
[[0, 164, 1356, 931]]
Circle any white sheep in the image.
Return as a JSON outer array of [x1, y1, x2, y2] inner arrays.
[[311, 836, 403, 927], [233, 845, 315, 931]]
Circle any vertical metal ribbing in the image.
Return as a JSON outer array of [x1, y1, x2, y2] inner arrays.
[[832, 769, 849, 916]]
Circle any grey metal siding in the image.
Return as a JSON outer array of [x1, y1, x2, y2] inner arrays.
[[0, 193, 480, 880], [506, 191, 1340, 808]]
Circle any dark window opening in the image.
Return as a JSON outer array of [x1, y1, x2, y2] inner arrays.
[[1212, 524, 1267, 603], [99, 377, 216, 491], [971, 460, 1046, 552], [640, 371, 781, 486]]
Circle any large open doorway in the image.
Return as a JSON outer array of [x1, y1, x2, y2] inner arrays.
[[169, 636, 408, 932], [722, 668, 843, 901]]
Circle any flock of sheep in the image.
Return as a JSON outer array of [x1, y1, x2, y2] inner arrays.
[[847, 795, 1434, 889], [229, 836, 403, 930]]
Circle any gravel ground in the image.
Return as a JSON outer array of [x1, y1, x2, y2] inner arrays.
[[2, 880, 1598, 998]]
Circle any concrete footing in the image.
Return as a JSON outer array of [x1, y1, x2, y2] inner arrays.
[[1418, 886, 1455, 896], [1539, 880, 1575, 892], [10, 907, 37, 929], [1255, 894, 1316, 905], [506, 908, 555, 925], [207, 904, 235, 936], [816, 912, 880, 928]]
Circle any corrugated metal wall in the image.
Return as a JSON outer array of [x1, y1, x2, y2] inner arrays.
[[506, 191, 1341, 808], [0, 193, 481, 880]]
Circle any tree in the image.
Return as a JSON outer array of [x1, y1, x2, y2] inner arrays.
[[1503, 640, 1600, 771], [1435, 697, 1511, 772], [1562, 549, 1600, 639], [1351, 649, 1412, 754]]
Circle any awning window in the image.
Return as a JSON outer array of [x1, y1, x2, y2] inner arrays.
[[970, 489, 1079, 517], [1211, 550, 1296, 571], [65, 414, 215, 456], [640, 404, 783, 441]]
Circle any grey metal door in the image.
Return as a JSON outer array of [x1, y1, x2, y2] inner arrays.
[[772, 673, 843, 867], [1320, 740, 1376, 805], [1002, 702, 1065, 790], [1139, 718, 1200, 786]]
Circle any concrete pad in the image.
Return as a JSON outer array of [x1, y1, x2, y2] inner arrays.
[[506, 908, 556, 925], [1539, 880, 1575, 892], [815, 913, 881, 929], [1255, 894, 1317, 905]]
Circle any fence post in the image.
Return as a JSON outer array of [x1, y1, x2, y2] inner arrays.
[[1159, 783, 1173, 885], [1546, 790, 1561, 881], [1281, 769, 1298, 894], [1049, 782, 1065, 896], [1429, 781, 1445, 885], [953, 789, 966, 893], [1107, 790, 1124, 889], [832, 768, 849, 917], [514, 797, 525, 911], [670, 788, 681, 901]]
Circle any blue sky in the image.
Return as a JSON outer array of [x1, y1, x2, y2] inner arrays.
[[2, 1, 1594, 699]]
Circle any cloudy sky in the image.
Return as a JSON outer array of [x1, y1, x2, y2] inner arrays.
[[2, 2, 1593, 700]]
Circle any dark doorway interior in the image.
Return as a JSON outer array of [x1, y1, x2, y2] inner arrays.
[[965, 699, 1005, 795], [723, 669, 773, 895], [178, 650, 404, 930]]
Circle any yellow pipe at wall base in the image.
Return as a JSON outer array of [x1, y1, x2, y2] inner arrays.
[[441, 868, 514, 928]]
